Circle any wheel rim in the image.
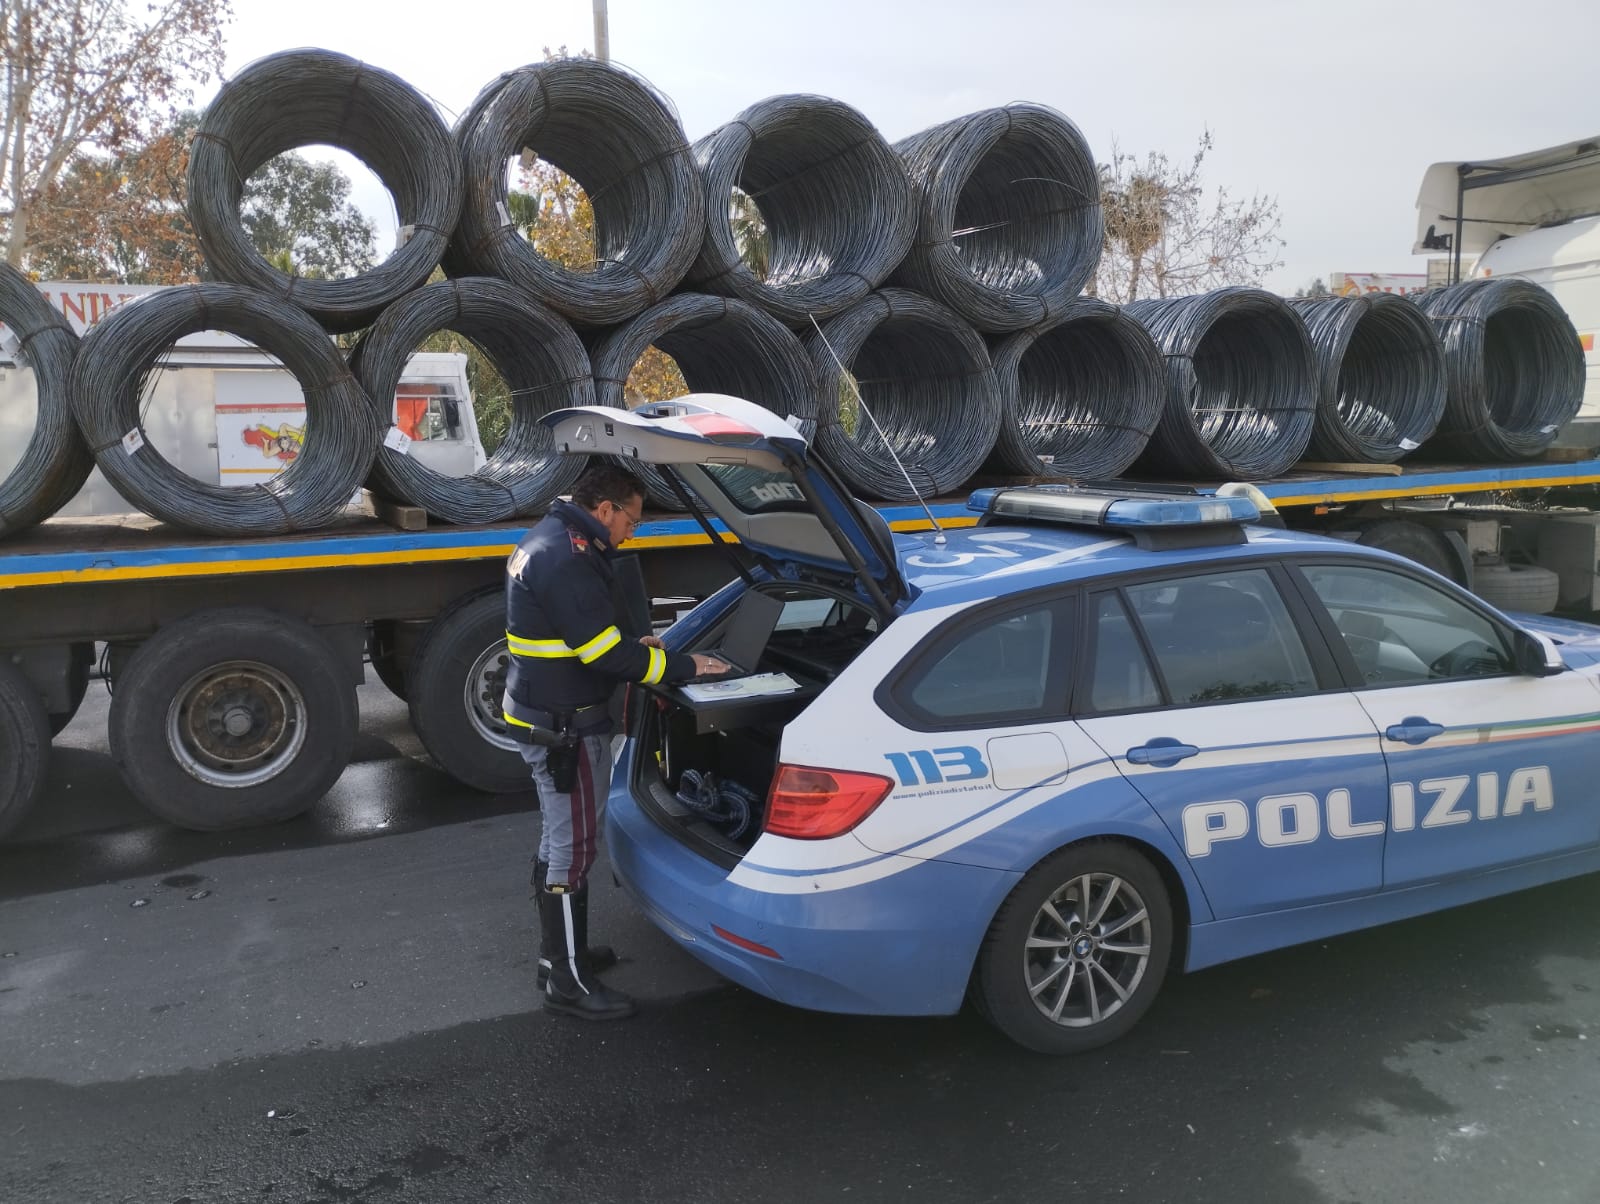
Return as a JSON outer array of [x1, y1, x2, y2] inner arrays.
[[1023, 871, 1153, 1029], [166, 660, 307, 788], [463, 640, 519, 752]]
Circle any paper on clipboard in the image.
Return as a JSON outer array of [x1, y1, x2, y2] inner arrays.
[[680, 672, 801, 703]]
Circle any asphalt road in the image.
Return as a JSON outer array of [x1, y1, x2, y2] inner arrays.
[[5, 676, 1600, 1203]]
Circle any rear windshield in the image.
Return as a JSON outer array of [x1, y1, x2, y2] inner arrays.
[[699, 464, 812, 515]]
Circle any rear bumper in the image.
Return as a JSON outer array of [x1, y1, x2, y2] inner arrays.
[[607, 779, 1017, 1016]]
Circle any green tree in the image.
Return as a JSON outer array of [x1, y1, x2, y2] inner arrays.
[[0, 0, 231, 267], [1095, 130, 1284, 303], [27, 111, 379, 284], [1295, 277, 1331, 298], [241, 153, 377, 279]]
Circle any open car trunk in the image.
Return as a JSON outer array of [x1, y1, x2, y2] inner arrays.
[[629, 579, 882, 868]]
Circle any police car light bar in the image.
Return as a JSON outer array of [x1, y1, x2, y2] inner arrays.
[[966, 485, 1260, 528]]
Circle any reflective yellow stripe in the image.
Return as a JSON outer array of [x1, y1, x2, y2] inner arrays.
[[574, 626, 622, 664], [503, 710, 535, 730], [642, 645, 666, 685], [506, 631, 577, 658]]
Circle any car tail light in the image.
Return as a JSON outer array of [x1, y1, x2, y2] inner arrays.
[[764, 764, 895, 840]]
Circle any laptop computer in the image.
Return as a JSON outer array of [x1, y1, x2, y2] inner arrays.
[[686, 589, 784, 683]]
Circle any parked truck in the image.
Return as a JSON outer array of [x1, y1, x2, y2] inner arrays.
[[7, 132, 1600, 843]]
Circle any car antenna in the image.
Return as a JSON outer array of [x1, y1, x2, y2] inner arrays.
[[807, 315, 945, 546]]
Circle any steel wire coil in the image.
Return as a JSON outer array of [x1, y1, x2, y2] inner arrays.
[[685, 94, 915, 326], [1127, 287, 1317, 479], [0, 265, 91, 537], [588, 293, 821, 508], [450, 58, 704, 327], [69, 284, 380, 535], [350, 277, 592, 522], [805, 288, 1001, 500], [890, 104, 1102, 334], [986, 298, 1164, 479], [1288, 293, 1446, 463], [1416, 278, 1585, 460], [187, 48, 463, 334]]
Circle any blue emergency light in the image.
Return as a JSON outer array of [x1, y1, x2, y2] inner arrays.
[[966, 484, 1260, 529]]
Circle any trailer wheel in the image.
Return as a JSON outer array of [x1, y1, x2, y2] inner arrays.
[[407, 591, 532, 795], [47, 642, 94, 737], [1348, 519, 1464, 585], [0, 659, 51, 842], [367, 621, 408, 701], [1473, 560, 1561, 615], [109, 610, 357, 831]]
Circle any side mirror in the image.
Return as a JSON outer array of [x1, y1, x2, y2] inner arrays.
[[1515, 629, 1565, 677]]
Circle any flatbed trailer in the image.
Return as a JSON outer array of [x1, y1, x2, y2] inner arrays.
[[5, 457, 1600, 841]]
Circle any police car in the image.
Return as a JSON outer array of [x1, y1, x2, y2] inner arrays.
[[542, 394, 1600, 1054]]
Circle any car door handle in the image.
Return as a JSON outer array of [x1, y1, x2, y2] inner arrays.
[[1384, 717, 1444, 745], [1126, 738, 1200, 767]]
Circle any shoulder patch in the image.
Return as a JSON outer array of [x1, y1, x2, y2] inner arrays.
[[507, 546, 531, 578], [567, 528, 588, 554]]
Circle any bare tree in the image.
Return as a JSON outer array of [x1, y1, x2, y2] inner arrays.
[[0, 0, 231, 267], [1095, 130, 1284, 303]]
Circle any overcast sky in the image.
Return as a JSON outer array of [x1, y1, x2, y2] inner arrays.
[[220, 0, 1593, 294]]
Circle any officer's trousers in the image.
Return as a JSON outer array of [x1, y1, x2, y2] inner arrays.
[[521, 734, 614, 890]]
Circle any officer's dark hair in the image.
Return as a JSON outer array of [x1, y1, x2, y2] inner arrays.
[[571, 462, 647, 512]]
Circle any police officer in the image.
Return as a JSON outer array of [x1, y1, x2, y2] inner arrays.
[[504, 463, 727, 1021]]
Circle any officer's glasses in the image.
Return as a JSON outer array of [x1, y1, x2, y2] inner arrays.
[[607, 500, 643, 533]]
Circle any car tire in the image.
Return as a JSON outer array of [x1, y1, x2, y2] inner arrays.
[[1473, 560, 1561, 615], [406, 591, 532, 795], [975, 841, 1173, 1054], [0, 659, 51, 842], [108, 610, 358, 831], [1347, 519, 1463, 585]]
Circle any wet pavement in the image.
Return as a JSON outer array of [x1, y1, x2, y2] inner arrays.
[[5, 677, 1600, 1202]]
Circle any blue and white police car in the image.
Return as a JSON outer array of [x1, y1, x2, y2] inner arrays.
[[543, 394, 1600, 1054]]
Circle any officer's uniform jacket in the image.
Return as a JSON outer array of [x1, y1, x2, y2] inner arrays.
[[503, 498, 695, 741]]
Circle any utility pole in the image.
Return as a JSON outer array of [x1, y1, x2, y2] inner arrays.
[[593, 0, 610, 62]]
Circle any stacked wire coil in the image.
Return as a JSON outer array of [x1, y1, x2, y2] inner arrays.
[[685, 94, 915, 326], [1416, 278, 1585, 460], [69, 284, 380, 535], [350, 278, 593, 523], [449, 58, 705, 327], [186, 48, 463, 334], [588, 294, 821, 508], [0, 264, 92, 535], [805, 289, 1002, 500], [892, 104, 1103, 334], [1288, 293, 1446, 464], [1127, 287, 1317, 479], [986, 298, 1165, 479]]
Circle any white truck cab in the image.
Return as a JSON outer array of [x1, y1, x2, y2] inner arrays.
[[1415, 138, 1600, 446], [0, 281, 486, 519]]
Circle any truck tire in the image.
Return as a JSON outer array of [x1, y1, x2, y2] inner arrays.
[[367, 621, 408, 701], [407, 591, 532, 795], [1473, 561, 1561, 615], [1348, 519, 1464, 585], [0, 659, 51, 842], [47, 642, 94, 737], [108, 610, 358, 831]]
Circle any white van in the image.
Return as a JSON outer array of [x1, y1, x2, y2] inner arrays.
[[0, 281, 487, 519], [1415, 138, 1600, 445]]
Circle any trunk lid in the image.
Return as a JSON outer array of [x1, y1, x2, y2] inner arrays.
[[542, 393, 910, 616]]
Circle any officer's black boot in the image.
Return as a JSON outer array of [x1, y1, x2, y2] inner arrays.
[[539, 885, 636, 1021], [535, 860, 617, 990]]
